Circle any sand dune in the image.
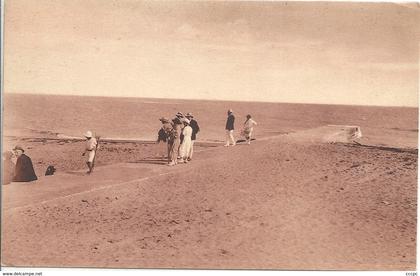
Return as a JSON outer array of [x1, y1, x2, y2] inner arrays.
[[1, 94, 417, 270], [2, 133, 417, 270]]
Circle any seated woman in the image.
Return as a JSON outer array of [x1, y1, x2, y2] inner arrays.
[[12, 145, 38, 182]]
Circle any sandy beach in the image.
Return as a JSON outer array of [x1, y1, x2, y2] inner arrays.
[[1, 94, 418, 270]]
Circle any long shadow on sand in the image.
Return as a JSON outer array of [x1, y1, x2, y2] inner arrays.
[[129, 157, 169, 165], [342, 143, 418, 154]]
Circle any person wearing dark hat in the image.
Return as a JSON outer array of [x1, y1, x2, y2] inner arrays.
[[176, 112, 184, 119], [12, 146, 38, 182], [157, 117, 173, 159], [2, 151, 15, 184], [157, 117, 171, 143], [225, 109, 236, 147], [185, 112, 200, 161]]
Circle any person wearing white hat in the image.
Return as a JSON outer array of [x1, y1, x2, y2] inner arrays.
[[82, 130, 98, 174], [179, 118, 193, 163]]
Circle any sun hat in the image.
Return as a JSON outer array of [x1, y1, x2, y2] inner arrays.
[[176, 112, 184, 118], [84, 131, 93, 138], [159, 117, 170, 123], [13, 145, 24, 152]]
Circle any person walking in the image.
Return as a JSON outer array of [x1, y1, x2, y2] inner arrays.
[[12, 146, 38, 182], [179, 118, 193, 163], [82, 130, 98, 174], [225, 109, 236, 147], [185, 112, 200, 161], [242, 114, 258, 144]]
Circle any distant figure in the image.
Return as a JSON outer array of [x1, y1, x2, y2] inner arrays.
[[82, 130, 98, 174], [242, 114, 258, 144], [12, 146, 38, 182], [185, 112, 200, 161], [168, 116, 183, 166], [2, 151, 15, 184], [225, 109, 236, 147], [179, 118, 193, 163]]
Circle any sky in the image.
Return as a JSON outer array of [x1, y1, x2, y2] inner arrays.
[[3, 0, 420, 106]]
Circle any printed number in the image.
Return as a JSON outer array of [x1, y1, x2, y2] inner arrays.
[[406, 272, 417, 276]]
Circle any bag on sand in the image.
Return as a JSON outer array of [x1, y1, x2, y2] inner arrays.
[[45, 165, 56, 176]]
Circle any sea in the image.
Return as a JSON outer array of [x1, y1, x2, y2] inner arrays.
[[2, 93, 418, 148]]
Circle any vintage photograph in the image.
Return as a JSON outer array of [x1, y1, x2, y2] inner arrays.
[[1, 0, 418, 272]]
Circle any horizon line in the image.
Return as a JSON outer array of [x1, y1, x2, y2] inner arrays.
[[3, 91, 419, 109]]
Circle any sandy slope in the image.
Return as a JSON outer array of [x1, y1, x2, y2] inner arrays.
[[1, 136, 417, 270]]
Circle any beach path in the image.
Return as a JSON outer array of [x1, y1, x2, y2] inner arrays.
[[2, 135, 417, 270]]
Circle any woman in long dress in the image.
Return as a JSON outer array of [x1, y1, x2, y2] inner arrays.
[[242, 114, 257, 144], [179, 119, 193, 163]]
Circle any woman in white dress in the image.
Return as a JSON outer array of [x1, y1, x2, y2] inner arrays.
[[242, 114, 257, 144], [179, 119, 193, 163]]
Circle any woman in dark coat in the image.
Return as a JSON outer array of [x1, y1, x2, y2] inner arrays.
[[13, 146, 37, 182]]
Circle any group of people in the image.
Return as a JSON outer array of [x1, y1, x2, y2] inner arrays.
[[225, 109, 258, 146], [2, 130, 99, 185], [156, 109, 258, 166], [157, 112, 200, 166], [1, 109, 258, 184]]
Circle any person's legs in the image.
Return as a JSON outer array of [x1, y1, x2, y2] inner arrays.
[[179, 142, 186, 163], [170, 139, 180, 165], [188, 140, 195, 160], [183, 140, 192, 163], [167, 141, 173, 163], [247, 129, 253, 144], [229, 130, 236, 146], [87, 151, 95, 173], [225, 130, 235, 146]]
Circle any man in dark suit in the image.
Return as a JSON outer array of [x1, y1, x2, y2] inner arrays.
[[12, 146, 38, 182], [225, 109, 236, 147], [185, 112, 200, 161]]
